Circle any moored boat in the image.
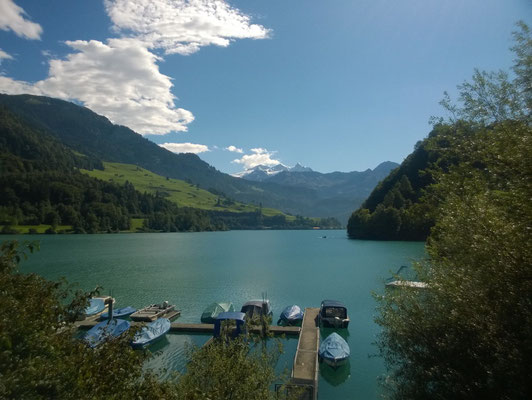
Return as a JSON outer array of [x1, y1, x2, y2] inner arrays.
[[240, 300, 272, 321], [99, 306, 137, 320], [131, 318, 171, 349], [279, 304, 304, 325], [85, 298, 105, 316], [201, 302, 235, 324], [130, 301, 178, 322], [84, 318, 130, 348], [318, 332, 350, 368], [318, 300, 349, 328]]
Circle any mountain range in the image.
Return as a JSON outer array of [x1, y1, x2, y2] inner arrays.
[[0, 94, 397, 225], [233, 163, 314, 180]]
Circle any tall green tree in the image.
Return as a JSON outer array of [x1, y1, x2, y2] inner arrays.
[[374, 22, 532, 399]]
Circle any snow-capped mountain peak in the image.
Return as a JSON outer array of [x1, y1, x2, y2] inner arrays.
[[233, 163, 313, 181]]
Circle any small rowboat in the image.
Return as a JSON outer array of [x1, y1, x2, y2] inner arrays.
[[99, 306, 137, 320], [84, 318, 130, 348], [131, 318, 171, 349], [318, 332, 350, 368]]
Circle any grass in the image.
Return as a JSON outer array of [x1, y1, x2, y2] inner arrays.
[[3, 225, 73, 234], [80, 162, 291, 218]]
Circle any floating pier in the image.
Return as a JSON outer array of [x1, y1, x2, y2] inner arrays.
[[286, 307, 319, 400], [76, 320, 300, 336]]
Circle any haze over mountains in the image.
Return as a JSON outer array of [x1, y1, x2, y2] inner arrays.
[[0, 94, 397, 224]]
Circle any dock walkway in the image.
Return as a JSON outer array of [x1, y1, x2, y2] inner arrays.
[[289, 307, 319, 400], [75, 320, 300, 336]]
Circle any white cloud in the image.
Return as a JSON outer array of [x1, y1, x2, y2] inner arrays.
[[0, 48, 13, 61], [0, 0, 42, 40], [0, 38, 195, 134], [0, 75, 39, 93], [226, 145, 243, 153], [104, 0, 270, 55], [233, 147, 281, 169], [0, 0, 271, 137], [160, 142, 210, 154]]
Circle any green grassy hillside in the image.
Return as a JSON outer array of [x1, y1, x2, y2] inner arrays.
[[81, 162, 292, 219]]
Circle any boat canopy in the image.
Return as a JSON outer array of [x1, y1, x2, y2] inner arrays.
[[201, 302, 235, 324], [84, 318, 130, 348], [319, 332, 350, 362], [132, 318, 171, 348], [240, 300, 271, 319], [280, 305, 304, 322], [320, 300, 347, 319], [214, 312, 246, 338]]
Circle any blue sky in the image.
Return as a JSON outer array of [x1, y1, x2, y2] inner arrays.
[[0, 0, 530, 174]]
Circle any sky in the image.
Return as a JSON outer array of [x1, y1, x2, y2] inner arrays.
[[0, 0, 530, 175]]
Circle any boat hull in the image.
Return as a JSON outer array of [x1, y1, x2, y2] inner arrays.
[[99, 306, 137, 320], [320, 355, 349, 368]]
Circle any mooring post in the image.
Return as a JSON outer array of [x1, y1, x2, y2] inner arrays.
[[106, 298, 113, 321]]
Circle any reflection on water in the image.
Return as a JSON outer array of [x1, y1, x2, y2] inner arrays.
[[320, 326, 350, 339], [320, 360, 351, 386], [142, 333, 209, 379]]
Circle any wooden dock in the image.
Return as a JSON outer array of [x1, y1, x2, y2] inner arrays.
[[130, 304, 180, 322], [289, 307, 319, 400], [75, 320, 300, 336]]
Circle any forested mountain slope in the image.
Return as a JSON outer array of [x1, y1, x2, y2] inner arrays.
[[0, 94, 392, 223], [0, 94, 319, 215], [0, 106, 337, 232]]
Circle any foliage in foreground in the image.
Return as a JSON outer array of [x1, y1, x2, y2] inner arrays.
[[375, 114, 532, 398], [374, 21, 532, 399], [177, 337, 283, 400], [0, 241, 288, 399]]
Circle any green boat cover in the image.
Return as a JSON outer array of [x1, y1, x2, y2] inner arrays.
[[201, 302, 235, 323]]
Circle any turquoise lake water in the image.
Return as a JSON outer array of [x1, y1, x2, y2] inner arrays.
[[8, 230, 426, 399]]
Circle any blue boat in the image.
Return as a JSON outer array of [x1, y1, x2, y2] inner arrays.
[[318, 332, 350, 368], [131, 318, 171, 349], [279, 305, 304, 324], [85, 298, 105, 316], [84, 318, 130, 348], [99, 306, 137, 320]]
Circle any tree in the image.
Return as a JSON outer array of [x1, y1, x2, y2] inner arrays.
[[176, 336, 292, 400], [375, 121, 532, 400], [434, 21, 531, 126], [374, 22, 532, 399]]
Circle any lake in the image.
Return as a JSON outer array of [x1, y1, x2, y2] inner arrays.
[[8, 230, 426, 399]]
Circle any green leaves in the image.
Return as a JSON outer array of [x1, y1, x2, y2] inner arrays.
[[375, 121, 532, 399]]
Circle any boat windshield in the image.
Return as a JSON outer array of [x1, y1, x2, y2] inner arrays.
[[324, 307, 346, 319]]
